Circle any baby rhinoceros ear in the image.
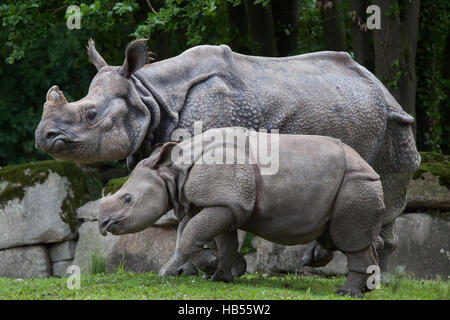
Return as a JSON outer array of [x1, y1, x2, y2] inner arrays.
[[144, 142, 178, 169], [119, 40, 149, 79]]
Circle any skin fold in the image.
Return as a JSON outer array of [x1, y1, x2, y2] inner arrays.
[[99, 128, 385, 297]]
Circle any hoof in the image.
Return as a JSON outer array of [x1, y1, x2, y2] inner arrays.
[[302, 242, 334, 268], [231, 253, 247, 277], [335, 288, 364, 299], [179, 261, 198, 276], [159, 265, 181, 277], [211, 270, 233, 283]]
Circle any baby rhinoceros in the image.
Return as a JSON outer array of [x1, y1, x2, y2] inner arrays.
[[98, 127, 385, 297]]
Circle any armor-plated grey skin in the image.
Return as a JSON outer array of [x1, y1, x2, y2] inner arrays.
[[99, 128, 385, 297], [35, 40, 420, 275]]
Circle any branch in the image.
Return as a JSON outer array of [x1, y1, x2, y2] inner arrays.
[[145, 0, 157, 14]]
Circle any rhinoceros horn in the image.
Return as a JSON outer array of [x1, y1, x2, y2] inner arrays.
[[45, 85, 67, 107]]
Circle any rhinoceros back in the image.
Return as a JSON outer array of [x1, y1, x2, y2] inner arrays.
[[246, 132, 348, 244]]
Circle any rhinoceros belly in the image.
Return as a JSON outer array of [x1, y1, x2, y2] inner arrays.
[[241, 133, 346, 245]]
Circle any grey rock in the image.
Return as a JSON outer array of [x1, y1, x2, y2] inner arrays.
[[406, 173, 450, 211], [52, 260, 74, 277], [387, 213, 450, 279], [251, 236, 259, 250], [76, 199, 100, 221], [237, 230, 247, 252], [106, 225, 177, 273], [0, 245, 51, 279], [0, 172, 77, 250], [244, 252, 257, 274], [49, 240, 77, 262], [72, 221, 117, 274], [73, 221, 177, 274]]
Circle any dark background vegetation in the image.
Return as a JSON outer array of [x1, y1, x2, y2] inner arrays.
[[0, 0, 449, 166]]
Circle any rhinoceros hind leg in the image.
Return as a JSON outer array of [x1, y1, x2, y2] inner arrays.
[[231, 253, 247, 277], [301, 241, 334, 267], [211, 231, 241, 282], [337, 243, 379, 298], [372, 120, 420, 273]]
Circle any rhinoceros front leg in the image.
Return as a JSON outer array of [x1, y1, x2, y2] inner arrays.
[[179, 206, 237, 281], [159, 216, 198, 276]]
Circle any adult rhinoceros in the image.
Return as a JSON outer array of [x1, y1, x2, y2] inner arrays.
[[35, 40, 420, 276]]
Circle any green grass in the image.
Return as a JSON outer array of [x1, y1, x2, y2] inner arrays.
[[90, 253, 106, 275], [0, 271, 448, 300]]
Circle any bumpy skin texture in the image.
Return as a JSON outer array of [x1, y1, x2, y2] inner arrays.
[[35, 42, 420, 273], [98, 129, 385, 296]]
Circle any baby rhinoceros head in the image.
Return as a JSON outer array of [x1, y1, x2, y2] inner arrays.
[[98, 160, 170, 236]]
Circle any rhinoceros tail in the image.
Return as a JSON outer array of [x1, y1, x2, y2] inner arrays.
[[387, 111, 414, 124]]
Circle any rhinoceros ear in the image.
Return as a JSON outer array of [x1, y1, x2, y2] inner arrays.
[[119, 40, 148, 79], [87, 39, 108, 71], [144, 142, 178, 169]]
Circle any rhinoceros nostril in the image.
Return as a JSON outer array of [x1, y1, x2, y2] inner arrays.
[[46, 130, 59, 140], [99, 217, 116, 236]]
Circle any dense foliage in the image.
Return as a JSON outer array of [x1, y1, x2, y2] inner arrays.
[[415, 0, 450, 153], [0, 0, 448, 165]]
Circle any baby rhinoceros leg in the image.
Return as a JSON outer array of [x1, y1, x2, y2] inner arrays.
[[159, 216, 198, 276], [330, 177, 385, 298], [180, 206, 238, 282]]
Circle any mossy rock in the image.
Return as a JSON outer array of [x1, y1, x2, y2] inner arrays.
[[413, 152, 450, 189], [0, 160, 102, 232], [103, 176, 129, 196]]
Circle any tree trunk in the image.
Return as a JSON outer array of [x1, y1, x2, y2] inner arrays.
[[244, 0, 278, 57], [373, 0, 421, 136], [226, 1, 250, 54], [349, 0, 374, 71], [321, 0, 347, 51], [441, 28, 450, 154], [271, 0, 301, 56]]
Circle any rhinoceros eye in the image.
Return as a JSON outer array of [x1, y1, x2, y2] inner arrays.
[[121, 194, 133, 206], [85, 107, 98, 124]]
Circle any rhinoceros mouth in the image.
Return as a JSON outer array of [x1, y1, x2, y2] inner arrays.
[[47, 136, 73, 152], [99, 216, 128, 236]]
